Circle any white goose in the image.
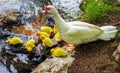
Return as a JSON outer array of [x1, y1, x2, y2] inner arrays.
[[44, 5, 118, 47]]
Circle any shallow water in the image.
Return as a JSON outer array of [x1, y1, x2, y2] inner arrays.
[[0, 64, 10, 73], [32, 0, 83, 20], [51, 0, 83, 20], [0, 0, 83, 73]]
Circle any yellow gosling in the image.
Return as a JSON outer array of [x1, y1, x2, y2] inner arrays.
[[41, 26, 53, 35], [54, 32, 62, 41], [6, 37, 23, 45], [40, 35, 53, 47], [50, 47, 68, 57], [25, 39, 35, 53], [53, 24, 58, 34], [36, 31, 50, 39]]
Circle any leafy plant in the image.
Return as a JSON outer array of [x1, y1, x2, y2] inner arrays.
[[42, 49, 50, 55], [81, 0, 112, 22]]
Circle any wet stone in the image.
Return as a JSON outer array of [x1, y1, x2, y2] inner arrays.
[[0, 31, 51, 73]]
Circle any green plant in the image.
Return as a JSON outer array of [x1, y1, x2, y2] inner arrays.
[[113, 61, 120, 71], [102, 0, 119, 6], [82, 0, 112, 22], [42, 49, 50, 55], [116, 26, 120, 38]]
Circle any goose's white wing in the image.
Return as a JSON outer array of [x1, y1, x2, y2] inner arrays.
[[67, 21, 98, 27], [61, 22, 103, 44]]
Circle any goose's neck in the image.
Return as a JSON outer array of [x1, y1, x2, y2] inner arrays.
[[53, 12, 69, 33]]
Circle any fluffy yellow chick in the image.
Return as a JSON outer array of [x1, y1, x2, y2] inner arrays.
[[41, 26, 53, 35], [50, 47, 68, 57], [54, 32, 62, 41], [53, 24, 58, 34], [6, 37, 23, 45], [25, 39, 35, 53], [40, 35, 53, 47], [36, 31, 50, 39]]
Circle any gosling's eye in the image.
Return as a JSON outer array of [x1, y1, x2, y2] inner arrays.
[[44, 7, 51, 12]]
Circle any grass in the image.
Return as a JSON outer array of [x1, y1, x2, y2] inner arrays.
[[81, 0, 120, 23], [102, 0, 120, 6]]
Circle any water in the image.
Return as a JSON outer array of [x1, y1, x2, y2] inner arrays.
[[0, 0, 83, 73], [51, 0, 83, 20], [31, 0, 83, 20], [0, 0, 22, 14], [0, 64, 10, 73], [20, 0, 83, 35]]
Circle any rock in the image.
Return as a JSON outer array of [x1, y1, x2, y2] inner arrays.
[[0, 28, 11, 39], [0, 0, 40, 27], [112, 44, 120, 61], [0, 11, 21, 26], [0, 30, 48, 73], [32, 55, 75, 73]]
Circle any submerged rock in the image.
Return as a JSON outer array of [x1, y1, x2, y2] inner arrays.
[[32, 55, 75, 73]]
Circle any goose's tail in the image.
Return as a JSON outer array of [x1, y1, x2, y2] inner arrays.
[[99, 26, 118, 41]]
